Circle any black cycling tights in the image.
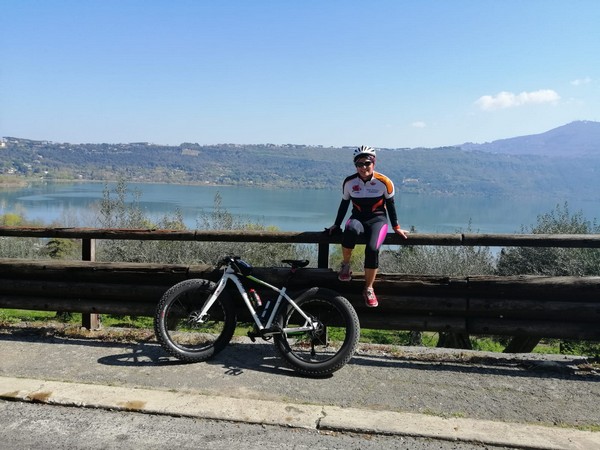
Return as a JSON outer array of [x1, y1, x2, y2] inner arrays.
[[341, 215, 389, 269]]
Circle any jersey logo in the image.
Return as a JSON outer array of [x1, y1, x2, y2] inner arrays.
[[352, 184, 362, 193]]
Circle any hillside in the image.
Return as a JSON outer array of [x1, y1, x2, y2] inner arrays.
[[1, 121, 600, 198], [460, 121, 600, 156]]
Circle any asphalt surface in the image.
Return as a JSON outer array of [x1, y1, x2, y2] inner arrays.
[[0, 400, 517, 450], [1, 326, 599, 449]]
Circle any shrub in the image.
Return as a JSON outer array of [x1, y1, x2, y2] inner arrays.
[[94, 182, 315, 266], [379, 225, 496, 276], [496, 203, 600, 276]]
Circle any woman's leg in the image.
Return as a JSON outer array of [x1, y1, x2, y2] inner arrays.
[[339, 219, 364, 281], [362, 216, 388, 306], [341, 218, 365, 263], [363, 216, 388, 274], [364, 267, 378, 289], [342, 246, 353, 264]]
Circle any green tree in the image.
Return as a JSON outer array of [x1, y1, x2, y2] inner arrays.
[[0, 213, 25, 226], [98, 179, 152, 229], [43, 238, 78, 259], [42, 238, 79, 321], [0, 213, 44, 259], [496, 203, 600, 276]]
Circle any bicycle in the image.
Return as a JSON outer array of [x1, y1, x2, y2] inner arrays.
[[154, 256, 360, 377]]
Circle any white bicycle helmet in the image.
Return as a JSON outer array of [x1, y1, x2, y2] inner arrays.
[[353, 145, 376, 162]]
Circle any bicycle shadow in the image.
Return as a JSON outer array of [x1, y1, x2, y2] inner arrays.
[[5, 326, 593, 381], [96, 341, 186, 367], [0, 327, 325, 378], [96, 340, 311, 377]]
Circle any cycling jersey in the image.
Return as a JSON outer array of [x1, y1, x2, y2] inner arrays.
[[334, 172, 399, 228]]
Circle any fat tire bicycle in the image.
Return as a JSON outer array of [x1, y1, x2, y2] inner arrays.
[[154, 256, 360, 377]]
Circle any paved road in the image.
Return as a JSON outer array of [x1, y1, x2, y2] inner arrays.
[[1, 327, 599, 449], [2, 400, 516, 450]]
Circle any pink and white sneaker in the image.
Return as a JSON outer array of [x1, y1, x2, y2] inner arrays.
[[363, 287, 378, 307], [338, 263, 352, 282]]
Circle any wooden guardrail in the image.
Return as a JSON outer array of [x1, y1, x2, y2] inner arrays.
[[4, 227, 600, 268], [1, 258, 598, 338], [1, 227, 600, 352]]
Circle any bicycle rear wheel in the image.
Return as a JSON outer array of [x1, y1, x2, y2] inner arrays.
[[154, 279, 236, 362], [273, 287, 360, 377]]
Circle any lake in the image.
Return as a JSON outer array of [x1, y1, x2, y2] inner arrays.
[[1, 181, 599, 234]]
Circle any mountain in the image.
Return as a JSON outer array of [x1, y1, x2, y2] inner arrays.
[[460, 121, 600, 157]]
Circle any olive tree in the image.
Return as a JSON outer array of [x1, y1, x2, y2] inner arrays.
[[94, 181, 314, 266], [380, 224, 496, 276], [496, 203, 600, 276]]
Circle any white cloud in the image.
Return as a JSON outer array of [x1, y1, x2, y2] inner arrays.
[[411, 121, 426, 128], [475, 89, 560, 111], [571, 77, 592, 86]]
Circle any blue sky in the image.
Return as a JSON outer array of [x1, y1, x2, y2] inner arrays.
[[1, 1, 599, 148]]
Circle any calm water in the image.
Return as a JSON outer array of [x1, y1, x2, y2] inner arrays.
[[1, 181, 599, 234]]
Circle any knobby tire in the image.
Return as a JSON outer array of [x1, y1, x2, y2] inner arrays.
[[273, 287, 360, 377], [154, 278, 237, 363]]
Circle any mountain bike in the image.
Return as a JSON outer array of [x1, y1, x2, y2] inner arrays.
[[154, 256, 360, 377]]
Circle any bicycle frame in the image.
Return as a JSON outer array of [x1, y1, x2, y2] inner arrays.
[[196, 263, 318, 335]]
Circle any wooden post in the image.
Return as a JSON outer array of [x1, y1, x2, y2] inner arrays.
[[81, 238, 101, 330], [503, 336, 542, 353], [317, 242, 329, 269]]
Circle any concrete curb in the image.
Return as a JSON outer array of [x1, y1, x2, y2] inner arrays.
[[1, 375, 598, 450]]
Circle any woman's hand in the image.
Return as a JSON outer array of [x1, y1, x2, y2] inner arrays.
[[393, 226, 409, 239], [325, 224, 341, 235]]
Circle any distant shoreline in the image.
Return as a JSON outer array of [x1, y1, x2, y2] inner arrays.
[[0, 176, 335, 192], [0, 178, 29, 188], [0, 176, 236, 189]]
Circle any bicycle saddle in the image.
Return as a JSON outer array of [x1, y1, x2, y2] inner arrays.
[[281, 259, 309, 269]]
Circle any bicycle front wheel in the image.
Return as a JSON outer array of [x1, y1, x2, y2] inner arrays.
[[154, 278, 236, 363], [273, 287, 360, 377]]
